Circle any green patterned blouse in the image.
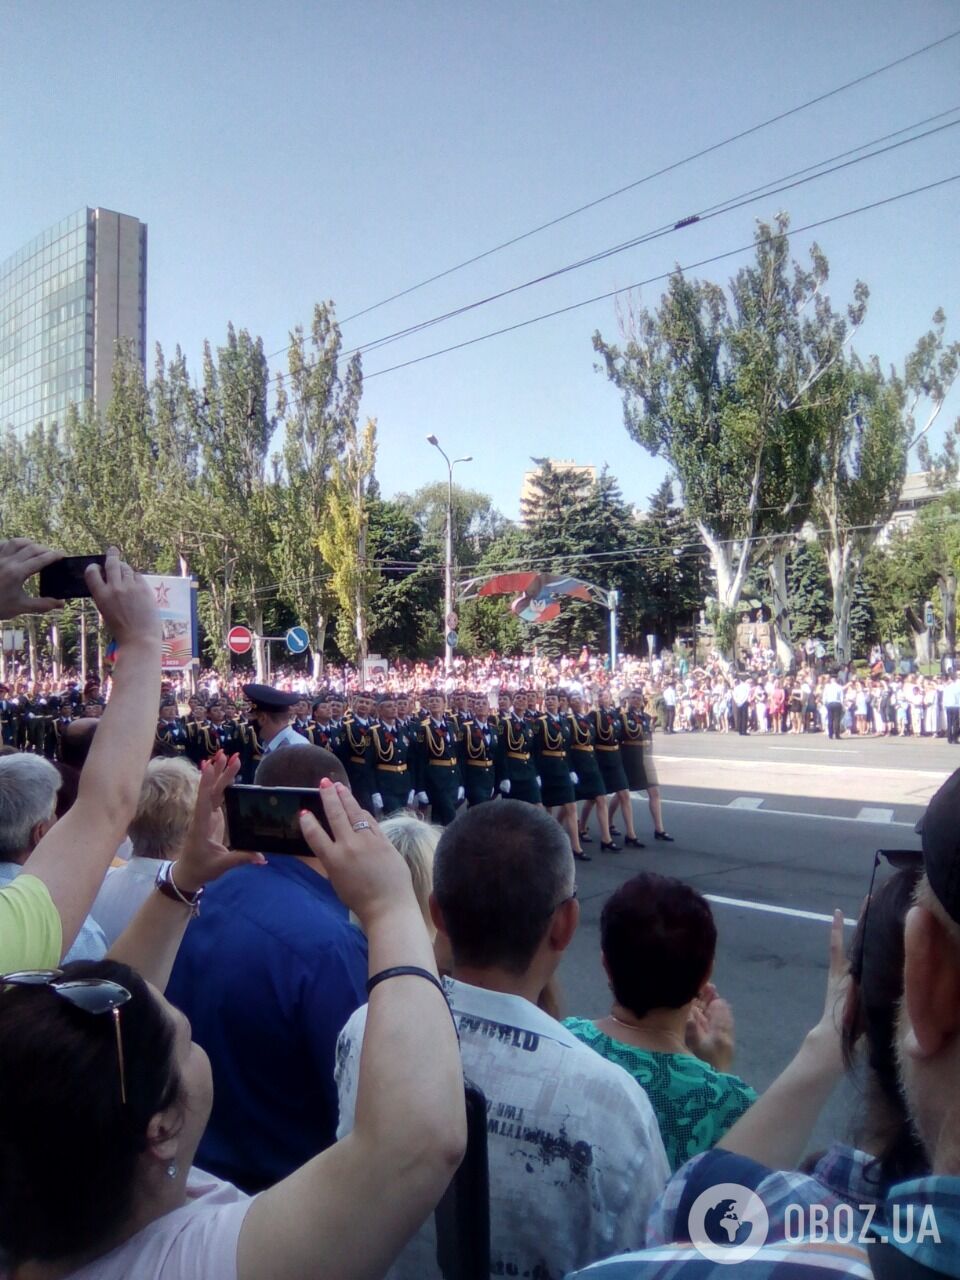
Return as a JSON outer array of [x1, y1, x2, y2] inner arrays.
[[563, 1017, 758, 1172]]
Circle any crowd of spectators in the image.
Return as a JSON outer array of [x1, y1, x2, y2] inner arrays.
[[0, 537, 957, 1280]]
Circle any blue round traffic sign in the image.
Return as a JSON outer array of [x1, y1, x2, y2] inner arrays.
[[286, 626, 310, 654]]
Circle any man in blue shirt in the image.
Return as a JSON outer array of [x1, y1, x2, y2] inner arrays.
[[165, 744, 367, 1193], [567, 767, 960, 1280]]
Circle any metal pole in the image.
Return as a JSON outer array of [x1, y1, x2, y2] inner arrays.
[[444, 462, 454, 673], [609, 590, 619, 671], [427, 436, 472, 675]]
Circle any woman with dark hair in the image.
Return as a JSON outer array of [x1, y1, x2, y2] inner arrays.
[[0, 781, 465, 1280], [564, 872, 756, 1170], [641, 862, 929, 1250], [841, 862, 928, 1188]]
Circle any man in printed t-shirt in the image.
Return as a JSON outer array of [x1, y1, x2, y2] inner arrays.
[[334, 800, 669, 1280]]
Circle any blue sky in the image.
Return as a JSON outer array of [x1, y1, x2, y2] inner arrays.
[[2, 0, 958, 519]]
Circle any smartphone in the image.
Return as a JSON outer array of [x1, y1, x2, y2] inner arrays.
[[38, 555, 107, 601], [224, 784, 334, 855]]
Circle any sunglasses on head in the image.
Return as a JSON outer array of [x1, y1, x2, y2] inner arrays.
[[1, 969, 131, 1104], [851, 849, 925, 980]]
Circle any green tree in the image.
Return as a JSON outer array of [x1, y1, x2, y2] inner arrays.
[[814, 314, 960, 661], [59, 341, 162, 570], [0, 422, 66, 679], [367, 498, 438, 657], [457, 524, 528, 656], [319, 416, 378, 664], [594, 215, 865, 657], [189, 325, 275, 677], [272, 303, 359, 677], [883, 492, 960, 657], [630, 480, 705, 655], [147, 343, 202, 577]]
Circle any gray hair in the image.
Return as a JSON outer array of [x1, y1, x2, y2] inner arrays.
[[0, 754, 62, 860]]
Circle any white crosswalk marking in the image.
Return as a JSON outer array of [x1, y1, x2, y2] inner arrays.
[[727, 796, 764, 809], [856, 807, 895, 823]]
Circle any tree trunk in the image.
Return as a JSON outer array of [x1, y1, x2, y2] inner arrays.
[[697, 524, 752, 660], [827, 541, 857, 662], [26, 616, 39, 683], [768, 549, 794, 672], [939, 572, 957, 658], [312, 611, 327, 680], [50, 622, 61, 682], [80, 605, 88, 685], [252, 604, 266, 683]]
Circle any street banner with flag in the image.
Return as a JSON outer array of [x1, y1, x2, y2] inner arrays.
[[143, 576, 198, 670]]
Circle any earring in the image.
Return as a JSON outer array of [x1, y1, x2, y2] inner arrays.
[[166, 1161, 178, 1179]]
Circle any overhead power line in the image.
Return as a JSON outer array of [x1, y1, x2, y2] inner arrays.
[[361, 173, 960, 380], [262, 28, 960, 366], [343, 114, 959, 364], [335, 31, 960, 325]]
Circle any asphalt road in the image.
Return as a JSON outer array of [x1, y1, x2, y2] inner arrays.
[[558, 728, 958, 1153]]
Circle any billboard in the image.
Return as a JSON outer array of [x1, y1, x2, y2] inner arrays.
[[143, 576, 198, 671]]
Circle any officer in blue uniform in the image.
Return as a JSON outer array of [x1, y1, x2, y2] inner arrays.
[[239, 684, 309, 782]]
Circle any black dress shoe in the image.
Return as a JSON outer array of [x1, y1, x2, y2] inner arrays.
[[609, 826, 622, 836], [601, 841, 622, 853], [654, 830, 675, 842], [624, 835, 646, 848], [574, 850, 592, 862], [578, 830, 594, 844]]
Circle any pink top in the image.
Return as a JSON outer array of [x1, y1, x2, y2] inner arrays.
[[66, 1169, 253, 1280]]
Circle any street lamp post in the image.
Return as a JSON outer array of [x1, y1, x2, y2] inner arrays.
[[427, 434, 472, 673]]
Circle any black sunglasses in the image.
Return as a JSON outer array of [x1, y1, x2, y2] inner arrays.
[[1, 970, 131, 1104], [851, 850, 925, 980]]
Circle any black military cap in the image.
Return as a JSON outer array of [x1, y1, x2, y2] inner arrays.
[[242, 683, 301, 712], [159, 696, 178, 709], [920, 767, 960, 927]]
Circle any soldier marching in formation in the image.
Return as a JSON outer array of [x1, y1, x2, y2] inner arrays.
[[0, 664, 670, 845]]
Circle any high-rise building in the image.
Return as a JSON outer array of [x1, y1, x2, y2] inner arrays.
[[0, 207, 147, 437]]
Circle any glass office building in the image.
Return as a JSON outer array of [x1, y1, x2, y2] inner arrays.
[[0, 208, 147, 437]]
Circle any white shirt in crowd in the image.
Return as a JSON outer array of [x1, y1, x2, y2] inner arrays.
[[335, 977, 670, 1280], [66, 1169, 251, 1280], [662, 685, 677, 707], [259, 723, 310, 756], [91, 856, 172, 947], [732, 680, 750, 706], [823, 679, 843, 704]]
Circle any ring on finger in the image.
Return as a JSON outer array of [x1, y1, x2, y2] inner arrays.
[[352, 820, 371, 832]]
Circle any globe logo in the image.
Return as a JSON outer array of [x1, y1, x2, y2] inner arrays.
[[687, 1182, 770, 1264]]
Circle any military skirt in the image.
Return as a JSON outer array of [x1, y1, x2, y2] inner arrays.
[[569, 745, 606, 800]]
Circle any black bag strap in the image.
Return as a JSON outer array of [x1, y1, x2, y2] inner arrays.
[[434, 1079, 490, 1280], [867, 1241, 952, 1280]]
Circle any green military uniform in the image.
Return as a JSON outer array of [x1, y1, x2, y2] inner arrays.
[[568, 710, 606, 800], [620, 704, 654, 792], [156, 698, 190, 758], [497, 711, 541, 805], [418, 715, 462, 826], [338, 716, 376, 812], [593, 706, 629, 794], [460, 710, 498, 806], [534, 712, 576, 808], [236, 719, 263, 784], [370, 718, 417, 815]]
